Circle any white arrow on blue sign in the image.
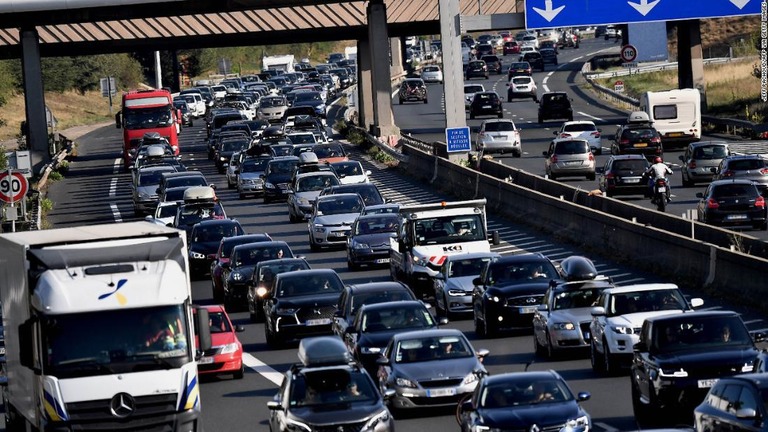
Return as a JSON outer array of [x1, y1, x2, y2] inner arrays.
[[445, 127, 471, 153], [525, 0, 760, 29]]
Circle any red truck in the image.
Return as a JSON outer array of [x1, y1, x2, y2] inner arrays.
[[115, 89, 180, 168]]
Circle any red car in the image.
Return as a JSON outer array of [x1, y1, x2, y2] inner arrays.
[[210, 233, 273, 304], [503, 41, 520, 56], [196, 305, 245, 379]]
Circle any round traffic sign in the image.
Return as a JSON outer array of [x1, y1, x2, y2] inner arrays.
[[620, 44, 638, 63], [0, 171, 28, 203]]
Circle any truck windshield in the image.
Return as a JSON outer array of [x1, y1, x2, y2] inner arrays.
[[123, 106, 174, 130], [42, 305, 191, 379], [413, 214, 486, 245]]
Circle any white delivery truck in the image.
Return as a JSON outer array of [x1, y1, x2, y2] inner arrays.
[[262, 54, 295, 73], [389, 199, 499, 299], [640, 88, 701, 148], [0, 222, 211, 432]]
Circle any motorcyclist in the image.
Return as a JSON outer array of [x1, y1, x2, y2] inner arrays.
[[645, 156, 673, 202]]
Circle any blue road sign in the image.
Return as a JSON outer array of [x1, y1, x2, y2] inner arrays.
[[446, 127, 471, 153], [525, 0, 760, 29]]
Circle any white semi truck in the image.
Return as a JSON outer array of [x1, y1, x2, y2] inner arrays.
[[0, 222, 211, 432], [389, 199, 499, 299]]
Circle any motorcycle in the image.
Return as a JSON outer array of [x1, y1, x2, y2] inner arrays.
[[650, 178, 669, 212]]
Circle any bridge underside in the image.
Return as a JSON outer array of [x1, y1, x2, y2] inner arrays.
[[0, 0, 522, 59]]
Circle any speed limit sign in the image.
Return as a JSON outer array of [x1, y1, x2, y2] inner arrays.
[[620, 44, 638, 63], [0, 171, 28, 203]]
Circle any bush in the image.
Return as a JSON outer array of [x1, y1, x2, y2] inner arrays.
[[333, 119, 349, 135], [346, 128, 366, 146], [47, 171, 63, 182], [56, 160, 70, 174], [40, 198, 53, 213]]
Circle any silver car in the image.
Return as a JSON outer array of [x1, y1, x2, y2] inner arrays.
[[257, 96, 288, 123], [378, 329, 489, 410], [132, 165, 178, 216], [679, 141, 730, 187], [543, 138, 596, 181], [237, 157, 270, 199], [477, 119, 522, 157], [434, 252, 499, 319], [464, 83, 485, 111], [287, 171, 340, 223], [308, 193, 364, 251]]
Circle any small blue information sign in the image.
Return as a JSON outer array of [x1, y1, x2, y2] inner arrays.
[[445, 127, 471, 153]]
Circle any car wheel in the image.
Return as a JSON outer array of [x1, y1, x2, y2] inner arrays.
[[309, 235, 321, 252], [545, 334, 556, 359], [227, 180, 234, 190], [590, 339, 605, 373], [474, 311, 486, 338], [533, 332, 545, 357], [632, 379, 652, 425], [603, 337, 617, 375], [288, 210, 297, 223], [347, 257, 360, 271], [399, 99, 403, 105], [568, 115, 574, 121], [233, 364, 245, 380], [264, 323, 279, 348], [249, 305, 259, 323], [424, 99, 428, 104], [605, 189, 614, 198], [508, 98, 512, 103], [538, 116, 543, 124], [470, 112, 475, 120], [239, 193, 246, 200], [483, 313, 497, 338], [682, 174, 694, 187], [263, 195, 272, 204], [497, 112, 503, 118], [514, 150, 522, 158]]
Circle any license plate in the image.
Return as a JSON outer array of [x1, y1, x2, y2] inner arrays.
[[331, 231, 347, 237], [375, 258, 390, 264], [482, 105, 492, 109], [624, 178, 641, 183], [306, 318, 332, 326], [668, 132, 684, 137], [198, 357, 214, 365], [698, 379, 718, 388], [519, 306, 538, 314], [634, 143, 648, 148], [565, 160, 581, 165], [427, 388, 456, 397], [726, 214, 748, 220], [516, 86, 526, 90], [657, 187, 666, 193]]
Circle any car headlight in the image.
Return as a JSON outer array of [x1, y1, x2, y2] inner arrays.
[[313, 225, 326, 233], [232, 272, 243, 281], [298, 198, 310, 206], [742, 362, 754, 373], [265, 182, 275, 189], [353, 242, 370, 250], [219, 156, 227, 161], [363, 409, 390, 430], [570, 415, 590, 428], [611, 325, 635, 335], [553, 322, 576, 331], [485, 292, 500, 303], [411, 256, 428, 267], [395, 377, 417, 388], [276, 307, 297, 315], [463, 371, 482, 385], [471, 426, 499, 432], [448, 289, 467, 297], [256, 287, 268, 298], [285, 418, 311, 432], [360, 346, 381, 354], [659, 368, 688, 378], [189, 251, 206, 260], [218, 343, 239, 355]]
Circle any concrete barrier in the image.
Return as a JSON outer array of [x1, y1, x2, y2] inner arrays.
[[401, 143, 768, 312]]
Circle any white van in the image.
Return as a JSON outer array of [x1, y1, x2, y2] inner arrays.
[[639, 88, 701, 148]]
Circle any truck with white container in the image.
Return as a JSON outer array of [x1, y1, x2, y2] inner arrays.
[[639, 88, 701, 148], [262, 54, 295, 73], [389, 199, 499, 300], [0, 222, 211, 432]]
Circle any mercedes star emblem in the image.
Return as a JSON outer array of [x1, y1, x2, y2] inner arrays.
[[110, 393, 136, 418]]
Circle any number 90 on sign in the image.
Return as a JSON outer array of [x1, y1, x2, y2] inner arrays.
[[0, 172, 28, 203]]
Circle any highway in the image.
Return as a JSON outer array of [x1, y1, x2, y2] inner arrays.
[[36, 37, 768, 432]]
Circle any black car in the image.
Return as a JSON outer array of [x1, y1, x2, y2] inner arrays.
[[331, 281, 418, 339], [631, 311, 763, 426], [263, 156, 301, 203], [696, 179, 767, 230], [215, 137, 250, 174], [598, 154, 651, 197], [210, 233, 273, 304], [469, 91, 503, 120], [263, 269, 345, 347], [472, 253, 561, 337], [188, 219, 245, 279], [537, 92, 573, 123], [247, 257, 310, 322], [695, 373, 768, 432], [398, 78, 428, 104], [346, 213, 399, 270], [344, 300, 440, 376], [540, 48, 558, 66], [475, 43, 495, 57], [466, 60, 489, 80], [507, 61, 532, 78], [319, 183, 386, 206], [480, 55, 503, 74], [521, 51, 544, 71], [267, 336, 394, 432], [612, 122, 663, 161], [222, 241, 296, 311], [457, 371, 591, 432]]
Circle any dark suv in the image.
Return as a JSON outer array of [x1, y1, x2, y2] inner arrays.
[[398, 78, 428, 104], [611, 122, 663, 161], [481, 55, 503, 74], [469, 91, 503, 119], [466, 60, 489, 80], [713, 154, 768, 196], [631, 311, 762, 427], [537, 92, 573, 123], [696, 179, 767, 230], [521, 51, 544, 71]]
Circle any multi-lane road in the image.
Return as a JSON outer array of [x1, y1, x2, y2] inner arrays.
[[38, 38, 768, 432]]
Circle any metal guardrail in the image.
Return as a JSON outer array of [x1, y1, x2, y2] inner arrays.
[[584, 57, 732, 79]]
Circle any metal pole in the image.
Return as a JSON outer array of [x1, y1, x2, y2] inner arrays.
[[107, 76, 113, 115], [477, 0, 482, 14], [8, 167, 14, 233], [154, 51, 162, 89]]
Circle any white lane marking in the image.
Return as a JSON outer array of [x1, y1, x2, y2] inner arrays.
[[542, 75, 551, 92], [109, 178, 118, 198], [243, 352, 283, 386], [110, 204, 123, 223], [111, 157, 122, 222], [595, 422, 619, 432], [577, 111, 605, 122], [113, 158, 121, 174], [572, 56, 583, 61]]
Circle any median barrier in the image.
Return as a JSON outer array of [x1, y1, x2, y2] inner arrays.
[[400, 142, 768, 312]]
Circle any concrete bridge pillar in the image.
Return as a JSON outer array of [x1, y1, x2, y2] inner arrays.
[[439, 0, 466, 131], [390, 37, 403, 77], [677, 19, 705, 109], [20, 27, 50, 173], [356, 38, 374, 130], [367, 0, 398, 137]]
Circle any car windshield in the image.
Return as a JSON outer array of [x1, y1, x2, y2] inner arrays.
[[333, 162, 363, 177], [355, 216, 398, 235], [297, 175, 339, 192], [177, 203, 225, 227], [511, 63, 529, 69], [625, 128, 657, 140], [260, 98, 285, 108], [405, 80, 423, 88], [479, 378, 573, 408], [289, 370, 378, 407], [692, 146, 728, 159], [276, 273, 344, 297], [257, 261, 309, 284], [465, 85, 484, 94], [488, 261, 558, 285], [727, 159, 766, 170], [233, 246, 292, 267], [288, 134, 316, 144], [192, 224, 239, 243], [511, 77, 531, 85], [448, 257, 493, 278], [394, 335, 472, 363], [350, 291, 412, 317], [474, 93, 498, 102], [563, 124, 596, 132], [221, 140, 248, 153], [138, 169, 174, 187], [414, 215, 486, 245], [271, 144, 293, 156], [424, 66, 439, 72], [316, 196, 363, 215], [484, 121, 516, 132], [267, 160, 299, 175], [313, 145, 345, 159], [653, 316, 752, 353], [607, 289, 687, 316], [157, 204, 178, 218], [295, 92, 322, 103], [552, 288, 603, 310], [554, 141, 589, 155], [240, 158, 269, 173]]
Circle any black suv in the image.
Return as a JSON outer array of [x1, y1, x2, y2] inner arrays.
[[611, 122, 663, 161], [466, 60, 489, 80], [398, 78, 428, 104], [630, 311, 763, 427], [469, 91, 503, 119], [267, 336, 394, 432], [481, 55, 503, 74], [696, 179, 767, 230], [537, 92, 573, 123], [521, 51, 544, 72]]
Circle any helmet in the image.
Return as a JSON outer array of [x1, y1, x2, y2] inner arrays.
[[654, 156, 662, 164]]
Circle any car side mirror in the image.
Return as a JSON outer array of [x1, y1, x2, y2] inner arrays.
[[460, 398, 474, 413], [234, 169, 240, 174], [552, 131, 558, 135], [542, 151, 549, 157], [476, 348, 490, 358], [590, 306, 606, 316], [376, 356, 390, 366], [266, 401, 283, 411], [221, 262, 230, 269], [696, 192, 704, 198], [751, 331, 766, 343], [472, 277, 482, 286], [537, 304, 548, 312], [383, 388, 397, 400], [235, 325, 245, 333], [576, 391, 591, 402], [690, 298, 704, 308], [438, 317, 449, 326], [678, 155, 685, 162]]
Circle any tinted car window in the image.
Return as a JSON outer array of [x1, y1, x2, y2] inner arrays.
[[727, 159, 765, 170], [554, 141, 589, 155], [624, 128, 657, 140], [693, 146, 728, 159], [512, 77, 532, 85], [711, 184, 758, 198], [563, 124, 596, 132], [613, 160, 648, 172], [484, 122, 516, 132]]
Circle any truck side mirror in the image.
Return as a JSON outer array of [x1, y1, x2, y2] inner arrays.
[[19, 319, 40, 374], [115, 112, 122, 129], [195, 307, 212, 353]]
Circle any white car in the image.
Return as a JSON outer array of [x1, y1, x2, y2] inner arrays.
[[461, 42, 472, 63], [226, 151, 242, 189], [178, 91, 206, 118], [145, 201, 179, 226], [464, 83, 485, 111], [330, 160, 371, 184], [518, 45, 537, 59], [589, 283, 703, 375], [556, 121, 603, 155], [506, 75, 538, 102], [420, 65, 443, 83], [521, 35, 539, 49]]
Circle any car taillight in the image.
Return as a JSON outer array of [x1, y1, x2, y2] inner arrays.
[[620, 139, 630, 146], [604, 173, 615, 180], [707, 198, 719, 209], [588, 152, 595, 161], [560, 133, 571, 138], [479, 132, 485, 139], [650, 137, 661, 143], [550, 154, 558, 163], [760, 168, 768, 175], [591, 131, 601, 138], [722, 170, 735, 178], [688, 161, 697, 169], [756, 196, 766, 208]]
